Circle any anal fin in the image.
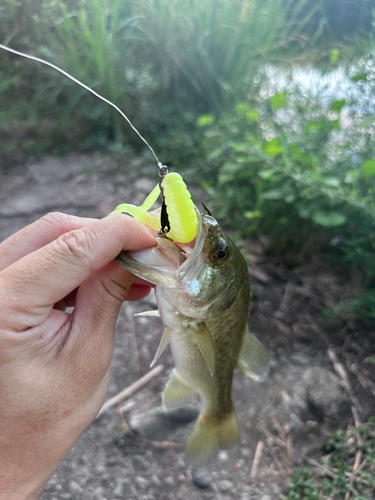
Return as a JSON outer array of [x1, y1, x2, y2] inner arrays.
[[163, 369, 197, 409], [237, 330, 269, 381], [150, 327, 171, 367], [192, 322, 215, 376]]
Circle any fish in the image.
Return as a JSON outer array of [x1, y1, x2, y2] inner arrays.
[[116, 208, 269, 463]]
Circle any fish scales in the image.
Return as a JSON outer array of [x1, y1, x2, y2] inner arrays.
[[116, 210, 268, 463]]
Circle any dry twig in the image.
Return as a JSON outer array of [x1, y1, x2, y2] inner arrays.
[[327, 348, 363, 413], [247, 266, 270, 283], [258, 426, 337, 479], [96, 364, 164, 418], [327, 349, 365, 500], [250, 440, 264, 477]]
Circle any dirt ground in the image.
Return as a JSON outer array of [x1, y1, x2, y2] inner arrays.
[[1, 155, 375, 500]]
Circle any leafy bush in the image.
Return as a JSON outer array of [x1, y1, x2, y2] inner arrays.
[[0, 0, 342, 155], [195, 61, 375, 320]]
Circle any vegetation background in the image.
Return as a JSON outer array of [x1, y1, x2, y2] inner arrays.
[[1, 1, 375, 497]]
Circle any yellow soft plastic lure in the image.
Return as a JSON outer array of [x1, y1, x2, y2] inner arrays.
[[111, 172, 198, 244]]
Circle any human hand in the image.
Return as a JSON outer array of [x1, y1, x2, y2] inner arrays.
[[0, 212, 156, 500]]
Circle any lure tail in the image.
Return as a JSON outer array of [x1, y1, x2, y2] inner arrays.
[[185, 409, 240, 464]]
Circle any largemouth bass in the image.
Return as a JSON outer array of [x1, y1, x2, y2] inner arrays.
[[116, 209, 268, 463]]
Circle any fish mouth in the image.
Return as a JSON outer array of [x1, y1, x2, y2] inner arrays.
[[115, 207, 207, 288], [176, 209, 207, 282]]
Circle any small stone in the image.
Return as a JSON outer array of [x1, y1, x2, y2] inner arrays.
[[151, 475, 162, 486], [133, 455, 151, 471], [218, 450, 229, 461], [107, 456, 118, 467], [260, 495, 272, 500], [290, 353, 311, 366], [178, 474, 186, 482], [240, 447, 251, 457], [164, 476, 175, 487], [114, 479, 129, 498], [218, 480, 234, 493], [60, 494, 71, 499], [69, 480, 82, 493], [94, 449, 106, 470], [135, 477, 150, 490], [305, 367, 347, 418], [193, 468, 210, 489]]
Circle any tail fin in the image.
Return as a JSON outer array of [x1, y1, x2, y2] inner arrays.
[[185, 409, 240, 464]]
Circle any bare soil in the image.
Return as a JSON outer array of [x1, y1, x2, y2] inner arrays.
[[1, 155, 374, 500]]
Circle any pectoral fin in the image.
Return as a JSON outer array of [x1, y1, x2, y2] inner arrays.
[[134, 310, 161, 317], [237, 330, 269, 382], [163, 369, 197, 409], [150, 327, 171, 367], [192, 322, 215, 376]]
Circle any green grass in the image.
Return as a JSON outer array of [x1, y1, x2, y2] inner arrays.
[[286, 422, 375, 499]]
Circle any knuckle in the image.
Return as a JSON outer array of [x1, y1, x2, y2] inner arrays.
[[39, 211, 69, 227], [55, 229, 94, 266], [39, 212, 83, 229], [99, 276, 131, 304]]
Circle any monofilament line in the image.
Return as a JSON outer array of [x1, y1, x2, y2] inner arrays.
[[0, 43, 162, 167]]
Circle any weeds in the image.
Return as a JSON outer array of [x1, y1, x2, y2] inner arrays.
[[285, 422, 375, 499]]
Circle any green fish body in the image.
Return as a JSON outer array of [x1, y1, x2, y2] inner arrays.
[[116, 210, 268, 462]]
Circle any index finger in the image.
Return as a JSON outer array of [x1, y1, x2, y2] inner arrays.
[[0, 212, 97, 272], [0, 214, 156, 329]]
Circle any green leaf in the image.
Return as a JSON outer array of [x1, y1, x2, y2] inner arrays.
[[207, 148, 224, 161], [265, 138, 283, 156], [235, 103, 259, 122], [197, 114, 215, 126], [362, 159, 375, 177], [357, 115, 375, 128], [260, 189, 283, 200], [330, 48, 340, 64], [330, 99, 346, 113], [246, 109, 259, 122], [351, 72, 367, 82], [320, 176, 341, 188], [270, 91, 287, 110], [312, 210, 347, 227], [244, 210, 262, 219], [345, 170, 359, 183], [235, 102, 251, 117]]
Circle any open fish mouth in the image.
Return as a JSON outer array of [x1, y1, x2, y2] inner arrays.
[[115, 207, 207, 288]]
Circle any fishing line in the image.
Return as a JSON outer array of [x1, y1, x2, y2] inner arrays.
[[0, 43, 168, 176]]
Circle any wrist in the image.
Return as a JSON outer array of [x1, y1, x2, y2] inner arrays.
[[0, 417, 83, 500], [0, 433, 56, 500]]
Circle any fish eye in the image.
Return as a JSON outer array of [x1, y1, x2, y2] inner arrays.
[[212, 242, 229, 263]]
